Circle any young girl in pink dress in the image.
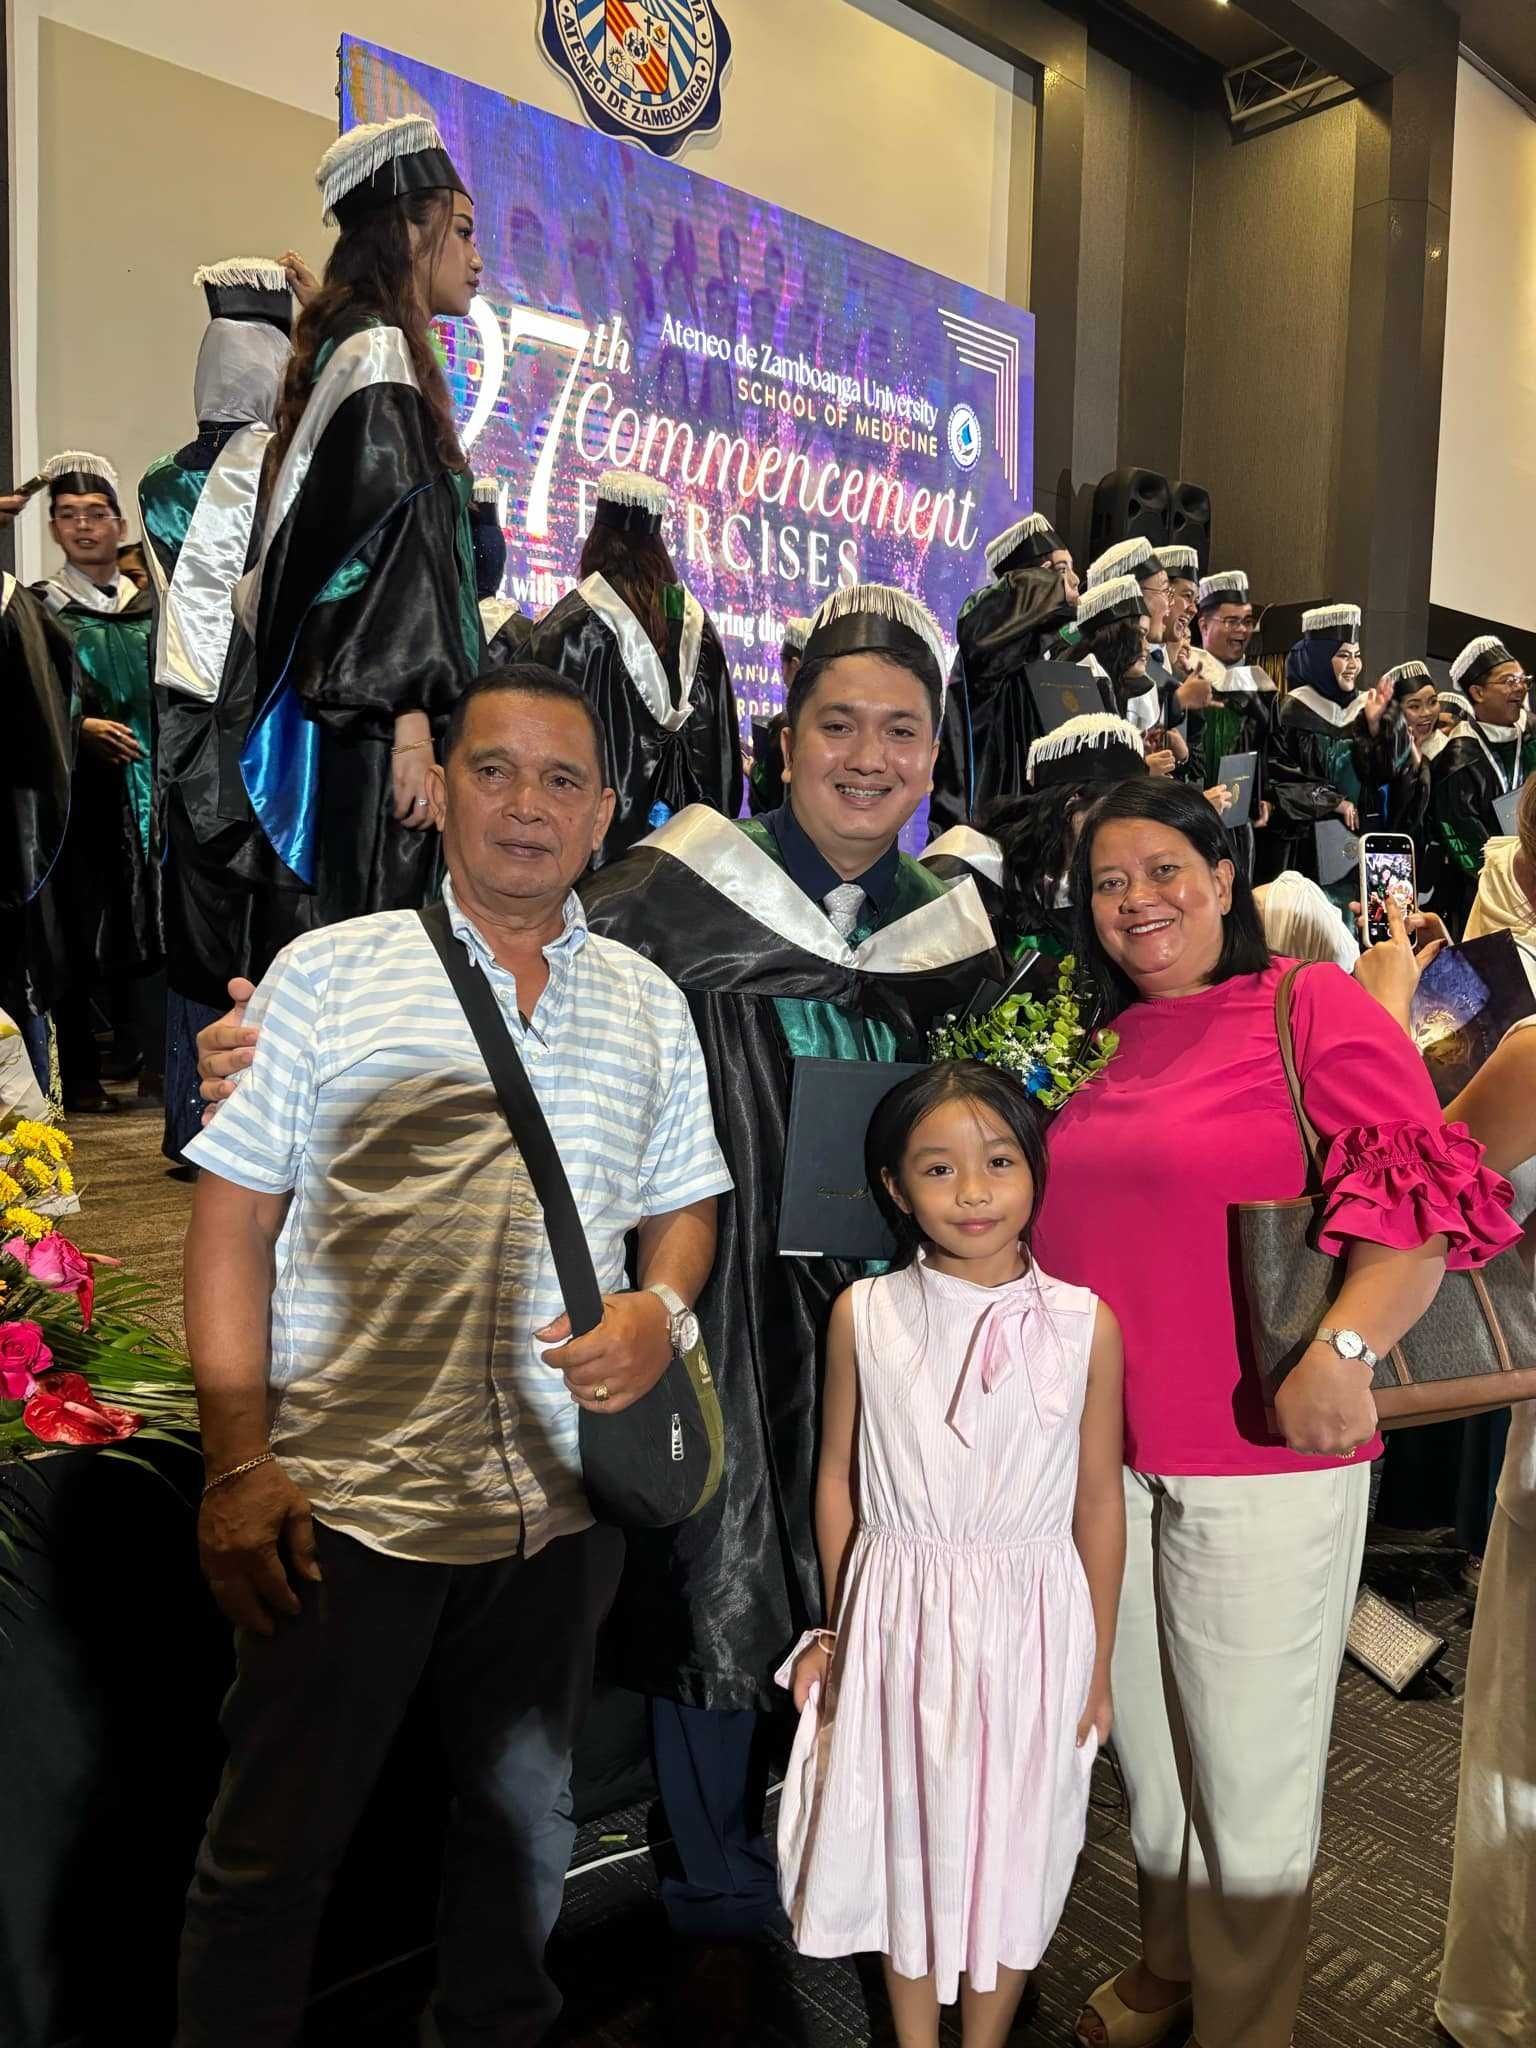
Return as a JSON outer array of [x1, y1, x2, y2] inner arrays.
[[777, 1059, 1126, 2048]]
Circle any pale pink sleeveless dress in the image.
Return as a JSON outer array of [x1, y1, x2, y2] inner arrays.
[[775, 1253, 1101, 2001]]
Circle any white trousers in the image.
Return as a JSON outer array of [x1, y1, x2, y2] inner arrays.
[[1111, 1464, 1370, 2048], [1437, 1501, 1536, 2045]]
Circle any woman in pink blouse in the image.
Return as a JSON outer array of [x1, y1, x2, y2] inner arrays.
[[1033, 780, 1516, 2048]]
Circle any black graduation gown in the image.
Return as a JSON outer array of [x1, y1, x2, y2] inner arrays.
[[39, 578, 162, 982], [480, 600, 535, 668], [527, 577, 743, 864], [1395, 733, 1438, 901], [139, 425, 300, 1006], [1429, 723, 1535, 930], [930, 565, 1075, 835], [918, 825, 1007, 933], [746, 716, 788, 818], [1190, 669, 1279, 880], [579, 808, 1001, 1709], [1267, 690, 1417, 883], [240, 320, 483, 943], [0, 575, 78, 1016], [1144, 651, 1198, 768]]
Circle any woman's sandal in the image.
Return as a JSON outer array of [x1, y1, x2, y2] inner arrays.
[[1074, 1973, 1193, 2047]]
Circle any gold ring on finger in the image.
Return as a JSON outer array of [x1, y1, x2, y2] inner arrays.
[[592, 1383, 610, 1404]]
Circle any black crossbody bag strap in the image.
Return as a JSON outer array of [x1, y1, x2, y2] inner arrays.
[[417, 900, 603, 1337]]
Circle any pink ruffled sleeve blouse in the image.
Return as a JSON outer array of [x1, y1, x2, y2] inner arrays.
[[1031, 957, 1518, 1477]]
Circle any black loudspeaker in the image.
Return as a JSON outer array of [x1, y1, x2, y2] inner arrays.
[[1089, 467, 1171, 559], [1169, 480, 1213, 574]]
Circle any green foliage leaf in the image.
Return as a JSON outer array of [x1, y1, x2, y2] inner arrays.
[[930, 957, 1118, 1108]]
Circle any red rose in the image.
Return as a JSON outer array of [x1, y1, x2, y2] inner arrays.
[[0, 1320, 53, 1401], [3, 1231, 95, 1326], [23, 1370, 141, 1446]]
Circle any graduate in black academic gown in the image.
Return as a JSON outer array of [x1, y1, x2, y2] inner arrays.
[[34, 451, 161, 1108], [471, 474, 535, 667], [744, 616, 807, 817], [1429, 634, 1535, 930], [929, 509, 1078, 835], [1082, 536, 1221, 777], [139, 258, 296, 1155], [1382, 661, 1441, 820], [1072, 573, 1160, 730], [1377, 660, 1440, 895], [924, 712, 1152, 962], [1151, 541, 1205, 707], [1188, 567, 1278, 879], [526, 469, 741, 859], [0, 569, 79, 1028], [1269, 604, 1417, 907], [579, 585, 1000, 2019], [237, 116, 485, 939]]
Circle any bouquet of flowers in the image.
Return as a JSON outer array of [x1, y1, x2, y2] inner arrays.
[[930, 954, 1118, 1109], [0, 1119, 197, 1552]]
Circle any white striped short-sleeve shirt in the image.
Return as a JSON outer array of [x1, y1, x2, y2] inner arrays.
[[184, 877, 732, 1565]]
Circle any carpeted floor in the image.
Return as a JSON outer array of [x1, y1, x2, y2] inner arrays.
[[72, 1095, 1475, 2047], [68, 1084, 194, 1325]]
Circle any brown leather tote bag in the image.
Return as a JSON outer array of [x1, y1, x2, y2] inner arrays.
[[1238, 964, 1536, 1429]]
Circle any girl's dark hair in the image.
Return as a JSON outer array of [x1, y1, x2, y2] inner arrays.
[[866, 1060, 1050, 1271], [1068, 777, 1270, 1016], [269, 189, 465, 484], [1392, 669, 1438, 704], [577, 522, 681, 657], [979, 785, 1087, 954], [1080, 617, 1147, 695]]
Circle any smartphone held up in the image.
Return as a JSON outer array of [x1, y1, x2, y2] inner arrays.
[[1359, 833, 1417, 947]]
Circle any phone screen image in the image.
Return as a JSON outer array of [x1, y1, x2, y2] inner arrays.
[[1363, 842, 1416, 945]]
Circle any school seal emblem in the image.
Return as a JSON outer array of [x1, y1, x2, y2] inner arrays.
[[539, 0, 732, 160]]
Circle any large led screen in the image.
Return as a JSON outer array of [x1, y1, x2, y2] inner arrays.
[[341, 36, 1035, 735]]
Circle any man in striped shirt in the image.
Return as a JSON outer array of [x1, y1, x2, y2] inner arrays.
[[176, 667, 732, 2048]]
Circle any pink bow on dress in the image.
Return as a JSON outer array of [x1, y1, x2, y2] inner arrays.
[[945, 1288, 1072, 1446]]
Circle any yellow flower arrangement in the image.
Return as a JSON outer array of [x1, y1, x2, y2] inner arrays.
[[11, 1120, 71, 1166], [0, 1122, 74, 1233], [0, 1101, 195, 1572]]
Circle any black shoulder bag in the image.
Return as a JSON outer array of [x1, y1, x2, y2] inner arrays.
[[418, 901, 724, 1528]]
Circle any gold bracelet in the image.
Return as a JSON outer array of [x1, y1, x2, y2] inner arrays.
[[391, 740, 433, 755], [203, 1450, 275, 1496]]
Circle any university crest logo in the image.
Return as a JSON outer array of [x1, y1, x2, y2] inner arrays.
[[539, 0, 732, 160]]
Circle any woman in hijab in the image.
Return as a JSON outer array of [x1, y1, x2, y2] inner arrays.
[[1269, 604, 1416, 906]]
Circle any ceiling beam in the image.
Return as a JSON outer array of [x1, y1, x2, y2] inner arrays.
[[1238, 0, 1458, 90]]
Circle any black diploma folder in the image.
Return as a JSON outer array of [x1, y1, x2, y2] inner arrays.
[[1216, 751, 1257, 830], [1313, 818, 1362, 888], [1027, 661, 1113, 734], [778, 1058, 927, 1260]]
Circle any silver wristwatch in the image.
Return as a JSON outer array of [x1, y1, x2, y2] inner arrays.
[[1316, 1326, 1378, 1369], [648, 1282, 701, 1356]]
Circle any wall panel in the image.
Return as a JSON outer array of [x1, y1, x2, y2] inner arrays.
[[1181, 101, 1356, 602], [1431, 60, 1536, 632]]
